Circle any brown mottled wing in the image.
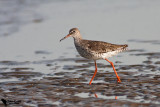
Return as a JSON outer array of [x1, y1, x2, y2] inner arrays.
[[81, 40, 128, 53]]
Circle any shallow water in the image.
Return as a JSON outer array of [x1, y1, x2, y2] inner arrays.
[[0, 0, 160, 107]]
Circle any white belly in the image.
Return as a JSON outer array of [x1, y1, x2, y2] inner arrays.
[[101, 51, 119, 59]]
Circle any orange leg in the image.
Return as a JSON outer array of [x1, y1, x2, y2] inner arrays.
[[89, 60, 97, 85], [105, 58, 121, 83]]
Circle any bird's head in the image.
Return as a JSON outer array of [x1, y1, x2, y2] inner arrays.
[[60, 28, 81, 42]]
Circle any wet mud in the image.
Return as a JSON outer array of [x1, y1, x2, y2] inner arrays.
[[0, 44, 160, 107]]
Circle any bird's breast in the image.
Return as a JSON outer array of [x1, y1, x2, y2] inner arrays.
[[74, 42, 103, 60]]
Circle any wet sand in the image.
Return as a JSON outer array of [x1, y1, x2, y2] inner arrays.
[[0, 51, 160, 106], [0, 0, 160, 106]]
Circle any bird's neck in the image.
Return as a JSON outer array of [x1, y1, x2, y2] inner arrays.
[[73, 35, 82, 43]]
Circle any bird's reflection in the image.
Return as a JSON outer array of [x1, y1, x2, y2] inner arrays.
[[93, 93, 117, 99], [89, 82, 119, 99], [94, 93, 98, 98], [115, 96, 117, 99]]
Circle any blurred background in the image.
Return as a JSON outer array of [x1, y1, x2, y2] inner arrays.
[[0, 0, 160, 106], [0, 0, 160, 60]]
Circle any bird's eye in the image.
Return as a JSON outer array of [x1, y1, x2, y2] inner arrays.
[[69, 30, 76, 34], [70, 30, 75, 34]]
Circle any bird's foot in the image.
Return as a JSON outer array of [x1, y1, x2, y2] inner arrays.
[[117, 77, 121, 83]]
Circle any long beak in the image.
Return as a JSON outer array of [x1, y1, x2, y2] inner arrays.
[[60, 34, 71, 42]]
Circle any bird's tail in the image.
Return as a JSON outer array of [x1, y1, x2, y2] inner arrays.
[[122, 44, 128, 51]]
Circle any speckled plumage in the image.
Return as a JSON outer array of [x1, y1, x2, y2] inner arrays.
[[74, 39, 128, 60], [60, 28, 128, 85]]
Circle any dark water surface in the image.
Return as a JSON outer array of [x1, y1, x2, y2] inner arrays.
[[0, 0, 160, 106]]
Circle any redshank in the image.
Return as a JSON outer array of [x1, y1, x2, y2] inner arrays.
[[60, 28, 128, 85]]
